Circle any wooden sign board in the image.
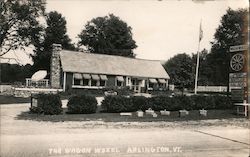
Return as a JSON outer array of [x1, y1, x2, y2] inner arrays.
[[229, 73, 247, 88], [231, 89, 244, 102], [229, 45, 248, 102]]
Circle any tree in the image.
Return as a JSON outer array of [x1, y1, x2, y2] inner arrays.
[[192, 49, 214, 86], [0, 63, 32, 83], [207, 8, 248, 85], [78, 14, 137, 57], [0, 0, 45, 56], [164, 53, 194, 92], [32, 11, 75, 72]]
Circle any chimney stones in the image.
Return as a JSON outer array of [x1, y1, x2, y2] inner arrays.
[[50, 44, 62, 88]]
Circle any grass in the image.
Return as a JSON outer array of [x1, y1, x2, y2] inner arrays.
[[16, 108, 242, 122], [0, 95, 30, 104]]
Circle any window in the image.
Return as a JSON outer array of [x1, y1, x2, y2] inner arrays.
[[116, 76, 124, 87], [91, 80, 98, 86], [73, 73, 83, 85], [159, 83, 165, 88], [126, 77, 131, 86], [100, 80, 106, 86], [149, 83, 154, 88], [72, 73, 107, 88], [116, 81, 123, 87], [74, 79, 81, 85], [158, 79, 166, 88], [99, 75, 107, 87], [83, 79, 89, 86]]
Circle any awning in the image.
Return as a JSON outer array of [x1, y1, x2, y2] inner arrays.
[[100, 75, 108, 80], [149, 78, 157, 83], [116, 76, 124, 82], [82, 74, 91, 79], [73, 73, 82, 79], [91, 74, 100, 80], [158, 79, 167, 83]]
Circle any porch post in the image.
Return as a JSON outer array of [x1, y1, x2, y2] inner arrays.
[[63, 72, 66, 91]]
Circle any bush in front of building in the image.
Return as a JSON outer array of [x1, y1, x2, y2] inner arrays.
[[173, 95, 195, 110], [67, 95, 97, 114], [131, 96, 149, 111], [147, 95, 189, 111], [191, 95, 234, 110], [101, 96, 135, 112], [191, 95, 216, 110], [101, 95, 233, 113], [30, 93, 62, 115], [104, 86, 132, 96], [213, 95, 233, 109], [148, 96, 173, 111]]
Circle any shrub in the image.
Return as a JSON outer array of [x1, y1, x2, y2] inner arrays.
[[101, 96, 134, 112], [105, 86, 132, 96], [213, 95, 233, 109], [67, 95, 97, 114], [191, 95, 215, 110], [30, 93, 62, 115], [148, 96, 174, 111], [100, 94, 233, 113], [131, 96, 149, 111], [173, 95, 195, 110]]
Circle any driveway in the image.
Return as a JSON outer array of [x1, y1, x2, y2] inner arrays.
[[0, 103, 249, 157]]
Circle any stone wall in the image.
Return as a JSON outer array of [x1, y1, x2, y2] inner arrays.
[[14, 88, 63, 97], [0, 85, 12, 94], [50, 44, 62, 88]]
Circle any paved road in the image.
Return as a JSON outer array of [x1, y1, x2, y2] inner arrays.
[[0, 103, 249, 157]]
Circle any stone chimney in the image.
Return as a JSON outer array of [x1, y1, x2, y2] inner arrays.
[[50, 44, 62, 88]]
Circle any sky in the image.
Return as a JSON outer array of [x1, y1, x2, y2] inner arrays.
[[2, 0, 249, 65]]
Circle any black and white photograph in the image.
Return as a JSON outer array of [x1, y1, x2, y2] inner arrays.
[[0, 0, 249, 156]]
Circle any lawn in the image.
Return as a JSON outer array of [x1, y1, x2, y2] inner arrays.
[[0, 95, 31, 104]]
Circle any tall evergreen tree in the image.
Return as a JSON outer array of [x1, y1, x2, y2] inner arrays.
[[32, 11, 75, 72]]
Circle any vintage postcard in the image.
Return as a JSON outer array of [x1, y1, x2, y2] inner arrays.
[[0, 0, 249, 157]]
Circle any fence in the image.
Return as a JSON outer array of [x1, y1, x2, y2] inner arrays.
[[197, 86, 228, 92]]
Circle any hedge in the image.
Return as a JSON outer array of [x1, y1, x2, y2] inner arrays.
[[191, 95, 216, 110], [67, 95, 97, 114], [101, 96, 134, 112], [30, 93, 62, 115], [148, 96, 172, 111], [101, 95, 233, 113], [173, 95, 195, 110], [213, 95, 233, 109], [131, 96, 149, 111]]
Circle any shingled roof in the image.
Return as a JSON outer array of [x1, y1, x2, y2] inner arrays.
[[60, 50, 170, 79]]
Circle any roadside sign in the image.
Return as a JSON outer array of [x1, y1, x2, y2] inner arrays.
[[229, 44, 248, 103], [229, 45, 248, 52], [230, 53, 245, 72], [229, 73, 247, 88], [231, 89, 244, 101]]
